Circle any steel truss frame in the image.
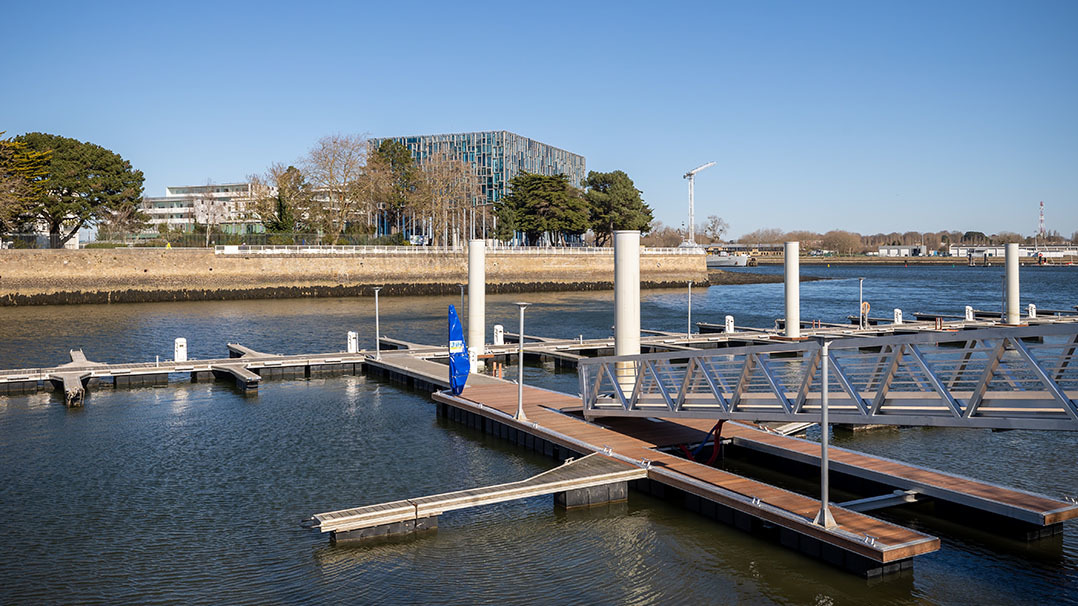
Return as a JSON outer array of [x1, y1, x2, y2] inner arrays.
[[578, 324, 1078, 430]]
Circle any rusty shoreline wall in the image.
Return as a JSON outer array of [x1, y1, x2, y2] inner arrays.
[[0, 249, 708, 306]]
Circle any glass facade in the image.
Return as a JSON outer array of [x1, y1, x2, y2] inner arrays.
[[369, 131, 586, 204]]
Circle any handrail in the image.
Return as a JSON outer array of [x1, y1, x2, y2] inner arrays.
[[214, 244, 705, 255], [578, 323, 1078, 431]]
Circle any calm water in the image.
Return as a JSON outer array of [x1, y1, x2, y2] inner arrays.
[[1, 264, 1075, 605]]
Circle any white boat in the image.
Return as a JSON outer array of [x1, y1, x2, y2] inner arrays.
[[707, 253, 749, 268]]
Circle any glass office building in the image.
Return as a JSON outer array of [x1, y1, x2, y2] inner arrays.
[[368, 131, 586, 204]]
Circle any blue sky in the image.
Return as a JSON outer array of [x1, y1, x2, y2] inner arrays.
[[3, 1, 1075, 238]]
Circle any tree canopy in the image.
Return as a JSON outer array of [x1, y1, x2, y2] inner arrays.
[[14, 132, 144, 247], [0, 132, 51, 233], [584, 170, 651, 246], [369, 139, 423, 224], [250, 164, 312, 233], [497, 173, 589, 246]]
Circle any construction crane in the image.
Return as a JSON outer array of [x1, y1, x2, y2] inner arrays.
[[683, 162, 716, 246]]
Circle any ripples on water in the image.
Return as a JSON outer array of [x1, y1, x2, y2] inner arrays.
[[0, 265, 1075, 604]]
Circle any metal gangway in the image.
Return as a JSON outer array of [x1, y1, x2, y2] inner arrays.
[[578, 324, 1078, 431]]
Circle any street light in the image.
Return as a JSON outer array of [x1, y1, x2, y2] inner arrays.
[[515, 302, 530, 421], [373, 287, 383, 361], [813, 339, 837, 529]]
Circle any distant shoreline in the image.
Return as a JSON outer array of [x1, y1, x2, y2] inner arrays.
[[707, 270, 827, 285], [753, 256, 1076, 266]]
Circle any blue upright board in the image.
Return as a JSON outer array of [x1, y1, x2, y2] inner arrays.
[[448, 304, 469, 395]]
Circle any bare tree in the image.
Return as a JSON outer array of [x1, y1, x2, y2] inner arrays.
[[417, 150, 481, 246], [641, 220, 683, 247], [739, 227, 785, 244], [97, 205, 149, 242], [783, 230, 822, 247], [703, 215, 728, 242], [821, 230, 863, 255], [249, 163, 313, 233], [303, 134, 369, 244], [195, 182, 230, 247]]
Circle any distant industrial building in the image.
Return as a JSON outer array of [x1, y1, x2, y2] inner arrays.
[[948, 244, 1078, 259], [878, 244, 929, 257], [368, 131, 586, 204], [140, 183, 261, 234]]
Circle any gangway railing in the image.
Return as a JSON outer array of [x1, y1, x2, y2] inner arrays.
[[578, 324, 1078, 431]]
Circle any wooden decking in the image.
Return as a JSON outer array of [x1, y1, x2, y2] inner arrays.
[[307, 453, 645, 535], [564, 406, 1077, 527], [438, 383, 941, 564], [716, 422, 1078, 526]]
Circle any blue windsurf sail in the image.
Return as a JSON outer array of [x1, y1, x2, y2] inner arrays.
[[448, 304, 469, 395]]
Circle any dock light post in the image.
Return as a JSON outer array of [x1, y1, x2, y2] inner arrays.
[[687, 281, 693, 339], [813, 339, 837, 529], [515, 302, 530, 421], [458, 283, 465, 314], [858, 278, 864, 330], [373, 287, 383, 361]]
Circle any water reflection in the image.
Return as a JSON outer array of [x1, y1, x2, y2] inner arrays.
[[0, 266, 1076, 604]]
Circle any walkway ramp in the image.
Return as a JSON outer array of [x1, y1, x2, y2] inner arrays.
[[579, 324, 1078, 431], [364, 355, 503, 391], [305, 453, 645, 538]]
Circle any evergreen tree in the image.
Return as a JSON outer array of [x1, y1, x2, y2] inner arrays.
[[583, 170, 651, 246], [498, 173, 588, 245], [15, 132, 144, 247], [0, 132, 51, 233]]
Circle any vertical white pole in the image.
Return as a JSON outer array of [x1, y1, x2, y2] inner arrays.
[[468, 240, 486, 372], [687, 281, 693, 338], [784, 241, 800, 338], [373, 287, 382, 361], [814, 340, 836, 529], [614, 231, 641, 392], [688, 177, 695, 245], [858, 278, 864, 330], [516, 302, 529, 421], [1006, 243, 1020, 325]]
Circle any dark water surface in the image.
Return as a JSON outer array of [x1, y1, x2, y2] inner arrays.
[[1, 264, 1075, 604]]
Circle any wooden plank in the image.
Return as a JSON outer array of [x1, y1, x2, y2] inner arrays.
[[438, 385, 939, 563]]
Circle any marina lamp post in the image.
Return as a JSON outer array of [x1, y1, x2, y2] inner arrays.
[[813, 338, 837, 529], [859, 278, 865, 330], [687, 281, 693, 339], [458, 283, 465, 314], [515, 302, 530, 421], [373, 287, 383, 361]]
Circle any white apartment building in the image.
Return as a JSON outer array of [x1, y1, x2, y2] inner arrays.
[[140, 183, 262, 234], [948, 244, 1078, 259]]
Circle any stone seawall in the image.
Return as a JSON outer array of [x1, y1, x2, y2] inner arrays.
[[0, 249, 707, 305]]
